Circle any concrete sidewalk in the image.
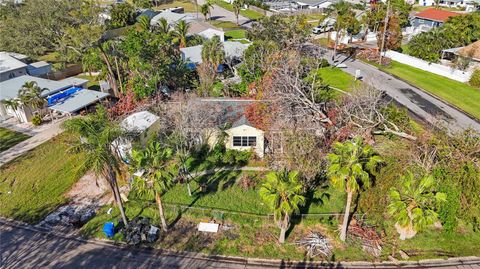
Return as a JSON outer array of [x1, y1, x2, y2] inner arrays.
[[0, 120, 64, 167]]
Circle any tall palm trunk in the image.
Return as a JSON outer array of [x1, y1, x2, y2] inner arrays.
[[278, 213, 289, 243], [333, 28, 341, 60], [99, 47, 119, 97], [340, 191, 353, 241], [155, 190, 168, 231], [107, 168, 129, 227]]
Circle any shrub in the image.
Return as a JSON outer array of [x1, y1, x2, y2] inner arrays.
[[469, 68, 480, 88], [31, 115, 42, 126]]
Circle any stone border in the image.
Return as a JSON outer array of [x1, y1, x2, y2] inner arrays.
[[1, 217, 479, 268]]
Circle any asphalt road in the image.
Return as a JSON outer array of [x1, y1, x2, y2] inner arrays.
[[2, 221, 480, 269], [327, 51, 480, 133]]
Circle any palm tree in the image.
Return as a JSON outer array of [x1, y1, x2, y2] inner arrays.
[[327, 137, 382, 241], [131, 141, 174, 231], [136, 15, 151, 32], [201, 35, 225, 68], [174, 20, 190, 48], [327, 1, 351, 59], [232, 0, 243, 26], [62, 106, 129, 227], [259, 170, 305, 243], [18, 81, 47, 113], [1, 98, 21, 121], [200, 2, 212, 21], [156, 17, 170, 35], [388, 172, 446, 240]]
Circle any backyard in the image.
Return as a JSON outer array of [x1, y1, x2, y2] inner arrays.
[[0, 134, 85, 223], [380, 61, 480, 120], [212, 0, 265, 20], [153, 0, 197, 13], [0, 127, 30, 152]]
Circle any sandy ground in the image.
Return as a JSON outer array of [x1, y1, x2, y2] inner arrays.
[[66, 172, 110, 206]]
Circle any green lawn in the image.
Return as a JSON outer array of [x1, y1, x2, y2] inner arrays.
[[380, 61, 480, 120], [209, 20, 240, 30], [153, 0, 197, 12], [0, 134, 85, 223], [213, 0, 264, 20], [0, 127, 30, 153], [318, 67, 357, 93], [76, 74, 100, 91], [225, 29, 246, 40]]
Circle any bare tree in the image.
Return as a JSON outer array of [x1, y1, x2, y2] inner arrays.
[[338, 85, 416, 140]]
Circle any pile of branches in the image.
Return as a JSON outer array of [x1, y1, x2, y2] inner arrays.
[[348, 219, 383, 257], [295, 232, 332, 258], [356, 48, 391, 66], [120, 217, 160, 246]]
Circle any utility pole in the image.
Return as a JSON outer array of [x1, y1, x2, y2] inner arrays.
[[379, 0, 390, 65]]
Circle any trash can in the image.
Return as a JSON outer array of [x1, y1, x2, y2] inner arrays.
[[103, 222, 115, 238]]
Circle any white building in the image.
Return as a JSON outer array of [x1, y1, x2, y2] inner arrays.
[[180, 41, 250, 65], [0, 52, 52, 82]]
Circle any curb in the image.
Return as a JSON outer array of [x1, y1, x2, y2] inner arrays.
[[1, 217, 479, 268]]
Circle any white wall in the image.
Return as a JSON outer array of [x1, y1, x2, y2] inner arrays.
[[385, 50, 473, 82], [225, 124, 264, 158]]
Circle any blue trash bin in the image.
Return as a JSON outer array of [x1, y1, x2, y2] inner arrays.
[[103, 222, 115, 238]]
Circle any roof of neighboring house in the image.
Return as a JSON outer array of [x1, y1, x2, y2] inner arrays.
[[458, 40, 480, 60], [180, 41, 250, 64], [295, 0, 334, 6], [0, 52, 28, 74], [188, 21, 223, 36], [48, 89, 109, 113], [0, 75, 88, 101], [137, 9, 160, 20], [27, 61, 50, 68], [150, 11, 194, 25], [121, 111, 159, 132], [414, 8, 462, 22]]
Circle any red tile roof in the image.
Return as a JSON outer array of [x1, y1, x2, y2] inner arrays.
[[414, 8, 462, 22]]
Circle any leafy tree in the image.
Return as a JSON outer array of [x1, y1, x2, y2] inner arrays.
[[200, 2, 212, 21], [237, 40, 278, 84], [248, 15, 311, 48], [470, 68, 480, 88], [131, 141, 174, 231], [388, 172, 446, 240], [82, 48, 104, 76], [156, 18, 170, 35], [1, 98, 21, 121], [232, 0, 244, 25], [174, 20, 191, 48], [377, 13, 402, 51], [108, 3, 136, 29], [259, 170, 305, 243], [327, 1, 356, 58], [327, 137, 382, 241], [62, 107, 129, 227], [133, 0, 153, 8], [136, 15, 151, 32], [198, 36, 225, 95], [0, 0, 102, 57]]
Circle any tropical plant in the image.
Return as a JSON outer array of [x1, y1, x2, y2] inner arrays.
[[469, 68, 480, 88], [388, 172, 447, 240], [174, 20, 191, 48], [18, 81, 47, 113], [136, 15, 151, 32], [232, 0, 244, 25], [327, 1, 354, 58], [108, 2, 136, 29], [1, 98, 21, 121], [131, 141, 174, 231], [259, 170, 305, 243], [62, 106, 129, 227], [327, 137, 382, 241], [198, 36, 225, 95], [31, 114, 42, 126], [156, 18, 170, 35], [200, 2, 212, 21]]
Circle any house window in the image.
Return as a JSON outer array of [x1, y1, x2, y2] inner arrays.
[[233, 136, 256, 147]]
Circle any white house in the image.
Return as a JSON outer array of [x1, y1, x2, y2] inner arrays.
[[293, 0, 335, 9], [0, 75, 109, 123], [150, 11, 195, 26], [188, 21, 225, 42]]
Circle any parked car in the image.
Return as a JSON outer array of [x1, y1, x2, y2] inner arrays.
[[313, 25, 333, 34]]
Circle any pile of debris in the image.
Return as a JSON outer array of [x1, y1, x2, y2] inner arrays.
[[348, 218, 384, 257], [295, 232, 332, 258], [356, 48, 391, 66], [120, 217, 160, 246], [38, 205, 96, 231]]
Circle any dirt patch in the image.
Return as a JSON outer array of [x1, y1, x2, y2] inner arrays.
[[66, 171, 110, 206]]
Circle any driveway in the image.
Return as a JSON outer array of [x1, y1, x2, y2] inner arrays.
[[1, 220, 479, 269], [325, 51, 480, 133], [196, 0, 251, 27], [0, 119, 64, 167]]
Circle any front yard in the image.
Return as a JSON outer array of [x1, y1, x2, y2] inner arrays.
[[0, 127, 30, 152], [380, 61, 480, 120], [0, 134, 85, 223]]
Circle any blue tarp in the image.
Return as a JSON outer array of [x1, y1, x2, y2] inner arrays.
[[103, 222, 115, 238], [47, 87, 83, 106]]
